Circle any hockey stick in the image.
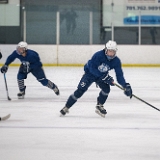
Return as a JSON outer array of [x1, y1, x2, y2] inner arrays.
[[3, 73, 11, 101], [0, 114, 11, 121], [113, 82, 160, 112]]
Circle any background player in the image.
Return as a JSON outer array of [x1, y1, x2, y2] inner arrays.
[[0, 51, 11, 121], [60, 40, 132, 118], [1, 41, 59, 99]]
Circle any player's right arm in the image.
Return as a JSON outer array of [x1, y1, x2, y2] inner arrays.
[[1, 51, 17, 73], [5, 51, 17, 66]]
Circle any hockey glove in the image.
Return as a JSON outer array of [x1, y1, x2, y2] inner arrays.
[[20, 61, 30, 73], [0, 52, 2, 59], [124, 83, 132, 98], [100, 74, 114, 86], [1, 65, 8, 73]]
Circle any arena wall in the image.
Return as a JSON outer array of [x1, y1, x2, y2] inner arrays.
[[0, 45, 160, 67]]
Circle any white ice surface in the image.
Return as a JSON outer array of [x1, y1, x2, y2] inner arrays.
[[0, 67, 160, 160]]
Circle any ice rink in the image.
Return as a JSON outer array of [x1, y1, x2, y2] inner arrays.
[[0, 67, 160, 160]]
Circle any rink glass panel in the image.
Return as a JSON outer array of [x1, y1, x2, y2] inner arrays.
[[0, 0, 160, 45]]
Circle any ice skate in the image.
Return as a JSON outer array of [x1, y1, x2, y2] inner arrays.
[[53, 85, 60, 95], [60, 106, 69, 116], [17, 90, 25, 99], [95, 103, 107, 118]]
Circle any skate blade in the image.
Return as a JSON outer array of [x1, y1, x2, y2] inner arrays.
[[59, 110, 69, 117], [95, 110, 106, 118], [18, 96, 24, 99], [60, 113, 65, 117]]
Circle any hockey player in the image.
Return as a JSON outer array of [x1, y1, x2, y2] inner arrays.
[[0, 41, 60, 99], [60, 40, 132, 118], [0, 51, 11, 121]]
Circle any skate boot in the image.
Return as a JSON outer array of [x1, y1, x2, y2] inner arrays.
[[60, 106, 69, 116], [95, 103, 107, 118], [17, 86, 26, 99], [17, 90, 25, 99], [53, 85, 60, 95]]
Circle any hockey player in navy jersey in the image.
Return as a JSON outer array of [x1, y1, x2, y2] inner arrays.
[[60, 40, 132, 118], [1, 41, 59, 99], [0, 51, 11, 121]]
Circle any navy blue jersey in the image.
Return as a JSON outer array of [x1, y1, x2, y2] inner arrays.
[[5, 49, 42, 70], [84, 49, 126, 87]]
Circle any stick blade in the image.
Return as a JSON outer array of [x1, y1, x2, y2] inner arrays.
[[1, 114, 11, 121], [8, 97, 11, 101]]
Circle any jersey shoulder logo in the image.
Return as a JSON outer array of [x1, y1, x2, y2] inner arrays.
[[98, 63, 110, 72]]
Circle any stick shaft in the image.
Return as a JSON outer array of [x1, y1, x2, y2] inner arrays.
[[132, 94, 160, 111], [113, 82, 160, 112], [3, 73, 11, 100]]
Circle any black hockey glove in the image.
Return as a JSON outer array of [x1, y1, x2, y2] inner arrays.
[[20, 61, 30, 73], [1, 65, 8, 73], [124, 83, 132, 98], [0, 52, 2, 59], [100, 74, 114, 86]]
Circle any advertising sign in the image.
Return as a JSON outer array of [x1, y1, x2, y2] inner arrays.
[[103, 0, 160, 26]]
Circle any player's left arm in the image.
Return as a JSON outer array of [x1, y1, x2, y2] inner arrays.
[[1, 51, 17, 73], [114, 59, 132, 98]]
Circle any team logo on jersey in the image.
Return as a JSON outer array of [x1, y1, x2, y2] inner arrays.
[[98, 63, 110, 72], [22, 61, 30, 72]]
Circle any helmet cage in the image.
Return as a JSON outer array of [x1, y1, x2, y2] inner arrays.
[[105, 40, 117, 60]]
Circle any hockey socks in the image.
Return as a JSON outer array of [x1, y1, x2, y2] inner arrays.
[[18, 79, 25, 91], [17, 79, 26, 99]]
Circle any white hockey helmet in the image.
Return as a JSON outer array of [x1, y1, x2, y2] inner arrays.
[[17, 41, 28, 50], [105, 40, 117, 60], [16, 41, 28, 55]]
